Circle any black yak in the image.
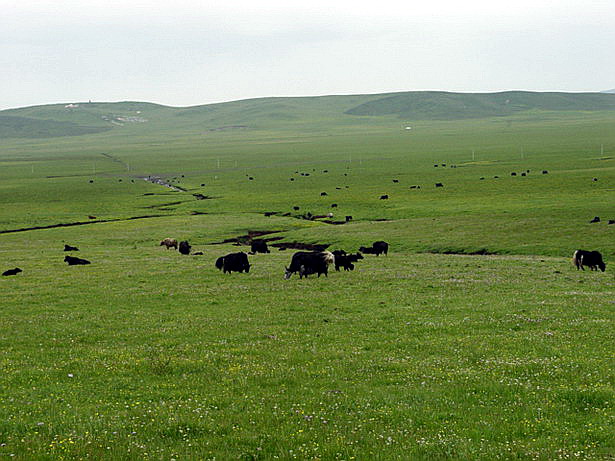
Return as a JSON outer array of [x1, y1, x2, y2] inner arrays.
[[359, 241, 389, 256], [284, 251, 334, 279], [64, 244, 79, 252], [572, 250, 606, 272], [64, 256, 91, 265], [178, 241, 191, 255], [2, 268, 22, 276], [216, 252, 250, 274], [250, 240, 270, 254]]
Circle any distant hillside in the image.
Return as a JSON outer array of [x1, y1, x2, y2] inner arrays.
[[0, 114, 111, 138], [344, 91, 615, 119], [3, 91, 615, 139]]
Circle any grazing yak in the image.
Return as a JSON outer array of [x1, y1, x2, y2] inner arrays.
[[589, 216, 600, 223], [160, 238, 178, 250], [2, 268, 22, 276], [250, 240, 270, 254], [380, 195, 389, 200], [64, 256, 91, 265], [64, 244, 79, 252], [216, 252, 250, 274], [334, 252, 364, 271], [572, 250, 606, 272], [435, 183, 444, 188], [284, 251, 334, 279], [178, 241, 191, 255], [359, 241, 389, 256]]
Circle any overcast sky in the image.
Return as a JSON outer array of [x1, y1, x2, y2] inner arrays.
[[1, 0, 614, 110]]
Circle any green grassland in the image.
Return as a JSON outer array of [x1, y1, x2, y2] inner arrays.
[[0, 91, 614, 459]]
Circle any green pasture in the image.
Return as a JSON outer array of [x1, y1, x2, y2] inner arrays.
[[0, 92, 614, 459]]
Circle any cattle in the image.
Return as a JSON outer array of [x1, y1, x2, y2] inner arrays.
[[434, 164, 438, 167], [290, 178, 295, 181], [250, 240, 270, 254], [410, 185, 420, 189], [64, 256, 91, 265], [593, 178, 598, 182], [201, 183, 205, 186], [542, 170, 548, 174], [380, 195, 389, 200], [321, 192, 328, 196], [2, 268, 22, 276], [249, 177, 254, 180], [479, 177, 485, 180], [215, 252, 250, 274], [64, 244, 79, 252], [284, 251, 334, 279], [335, 252, 364, 271], [393, 179, 399, 183], [359, 241, 389, 256], [590, 216, 600, 223], [435, 183, 444, 188], [89, 180, 94, 183], [264, 212, 276, 217], [323, 170, 328, 173], [345, 215, 353, 222], [331, 203, 338, 208], [494, 176, 499, 179], [442, 163, 446, 167], [293, 206, 300, 211], [609, 220, 615, 225], [521, 172, 526, 176], [336, 187, 342, 190], [178, 241, 191, 255], [572, 250, 606, 272], [160, 238, 178, 250], [511, 172, 517, 176]]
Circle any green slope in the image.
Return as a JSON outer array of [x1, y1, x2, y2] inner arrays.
[[344, 91, 615, 119], [4, 91, 615, 139]]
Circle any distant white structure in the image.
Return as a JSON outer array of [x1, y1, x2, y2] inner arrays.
[[65, 103, 79, 109], [405, 126, 412, 130]]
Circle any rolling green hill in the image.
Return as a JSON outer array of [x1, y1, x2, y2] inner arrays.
[[3, 91, 615, 139]]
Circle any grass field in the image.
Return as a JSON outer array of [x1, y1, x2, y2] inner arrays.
[[0, 92, 614, 459]]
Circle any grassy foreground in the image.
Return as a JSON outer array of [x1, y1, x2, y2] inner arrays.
[[0, 93, 614, 459]]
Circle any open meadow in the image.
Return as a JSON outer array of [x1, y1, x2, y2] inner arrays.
[[0, 92, 614, 459]]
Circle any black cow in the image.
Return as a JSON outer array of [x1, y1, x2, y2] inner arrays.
[[284, 251, 334, 279], [64, 256, 91, 265], [250, 240, 270, 254], [590, 216, 600, 223], [293, 206, 300, 211], [542, 170, 548, 174], [521, 172, 526, 176], [215, 252, 250, 274], [321, 192, 328, 196], [331, 203, 338, 208], [178, 241, 191, 255], [345, 215, 353, 222], [511, 172, 517, 176], [64, 244, 79, 252], [572, 250, 606, 272], [380, 195, 389, 200], [335, 252, 364, 271], [435, 183, 444, 188], [392, 179, 399, 183], [608, 220, 615, 225], [359, 241, 389, 256], [2, 268, 22, 276]]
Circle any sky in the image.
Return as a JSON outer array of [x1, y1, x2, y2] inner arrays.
[[1, 0, 614, 110]]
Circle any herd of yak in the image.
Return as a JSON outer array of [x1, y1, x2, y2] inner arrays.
[[0, 240, 607, 278], [160, 237, 389, 279]]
